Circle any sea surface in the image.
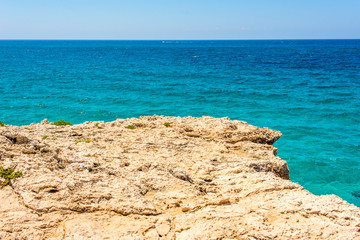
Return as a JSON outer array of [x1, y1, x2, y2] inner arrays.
[[0, 40, 359, 206]]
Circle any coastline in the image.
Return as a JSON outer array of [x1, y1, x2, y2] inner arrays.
[[2, 39, 359, 207], [0, 116, 359, 239]]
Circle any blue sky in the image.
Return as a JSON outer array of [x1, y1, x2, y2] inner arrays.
[[0, 0, 359, 39]]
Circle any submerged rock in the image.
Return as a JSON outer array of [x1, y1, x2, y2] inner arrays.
[[0, 116, 359, 239]]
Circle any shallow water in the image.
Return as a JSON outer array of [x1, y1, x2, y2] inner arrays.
[[0, 40, 359, 206]]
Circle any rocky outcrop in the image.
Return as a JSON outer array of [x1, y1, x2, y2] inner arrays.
[[0, 116, 359, 239]]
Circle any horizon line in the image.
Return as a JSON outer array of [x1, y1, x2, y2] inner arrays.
[[0, 38, 359, 41]]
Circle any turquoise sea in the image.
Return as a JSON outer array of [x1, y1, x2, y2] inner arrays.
[[0, 40, 359, 206]]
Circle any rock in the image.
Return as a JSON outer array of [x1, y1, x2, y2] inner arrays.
[[0, 116, 359, 239], [41, 119, 50, 125], [3, 133, 30, 144], [157, 223, 170, 236]]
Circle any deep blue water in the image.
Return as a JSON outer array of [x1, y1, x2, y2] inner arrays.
[[0, 40, 359, 206]]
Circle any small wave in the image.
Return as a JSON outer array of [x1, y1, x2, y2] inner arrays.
[[351, 190, 360, 199], [323, 112, 356, 118], [314, 85, 337, 89], [315, 98, 341, 104], [79, 97, 91, 102]]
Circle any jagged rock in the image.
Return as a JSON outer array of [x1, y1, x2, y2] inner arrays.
[[0, 116, 359, 239], [41, 119, 50, 125]]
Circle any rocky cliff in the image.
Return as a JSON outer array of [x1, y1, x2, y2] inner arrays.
[[0, 116, 359, 239]]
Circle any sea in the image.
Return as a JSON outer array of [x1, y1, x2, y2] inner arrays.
[[0, 40, 359, 206]]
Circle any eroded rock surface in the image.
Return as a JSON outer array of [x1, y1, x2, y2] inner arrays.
[[0, 116, 359, 239]]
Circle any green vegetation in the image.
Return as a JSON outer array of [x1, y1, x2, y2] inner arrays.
[[42, 136, 48, 140], [0, 166, 23, 186], [51, 120, 72, 126], [164, 122, 173, 127], [75, 139, 92, 144], [125, 125, 136, 129], [0, 121, 5, 127]]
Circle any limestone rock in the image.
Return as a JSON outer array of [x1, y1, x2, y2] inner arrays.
[[0, 116, 359, 239], [41, 119, 50, 125]]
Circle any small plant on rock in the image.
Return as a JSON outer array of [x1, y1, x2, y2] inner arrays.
[[75, 139, 92, 144], [52, 120, 72, 126], [164, 122, 173, 127], [0, 121, 5, 127], [125, 125, 135, 130], [0, 166, 23, 186], [42, 136, 48, 140]]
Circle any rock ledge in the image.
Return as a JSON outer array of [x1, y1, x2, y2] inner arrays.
[[0, 116, 359, 239]]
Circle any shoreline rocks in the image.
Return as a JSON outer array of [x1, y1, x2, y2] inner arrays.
[[0, 116, 359, 239]]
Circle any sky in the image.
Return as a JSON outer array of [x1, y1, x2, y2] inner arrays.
[[0, 0, 359, 40]]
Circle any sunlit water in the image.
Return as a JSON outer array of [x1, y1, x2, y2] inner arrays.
[[0, 40, 359, 206]]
